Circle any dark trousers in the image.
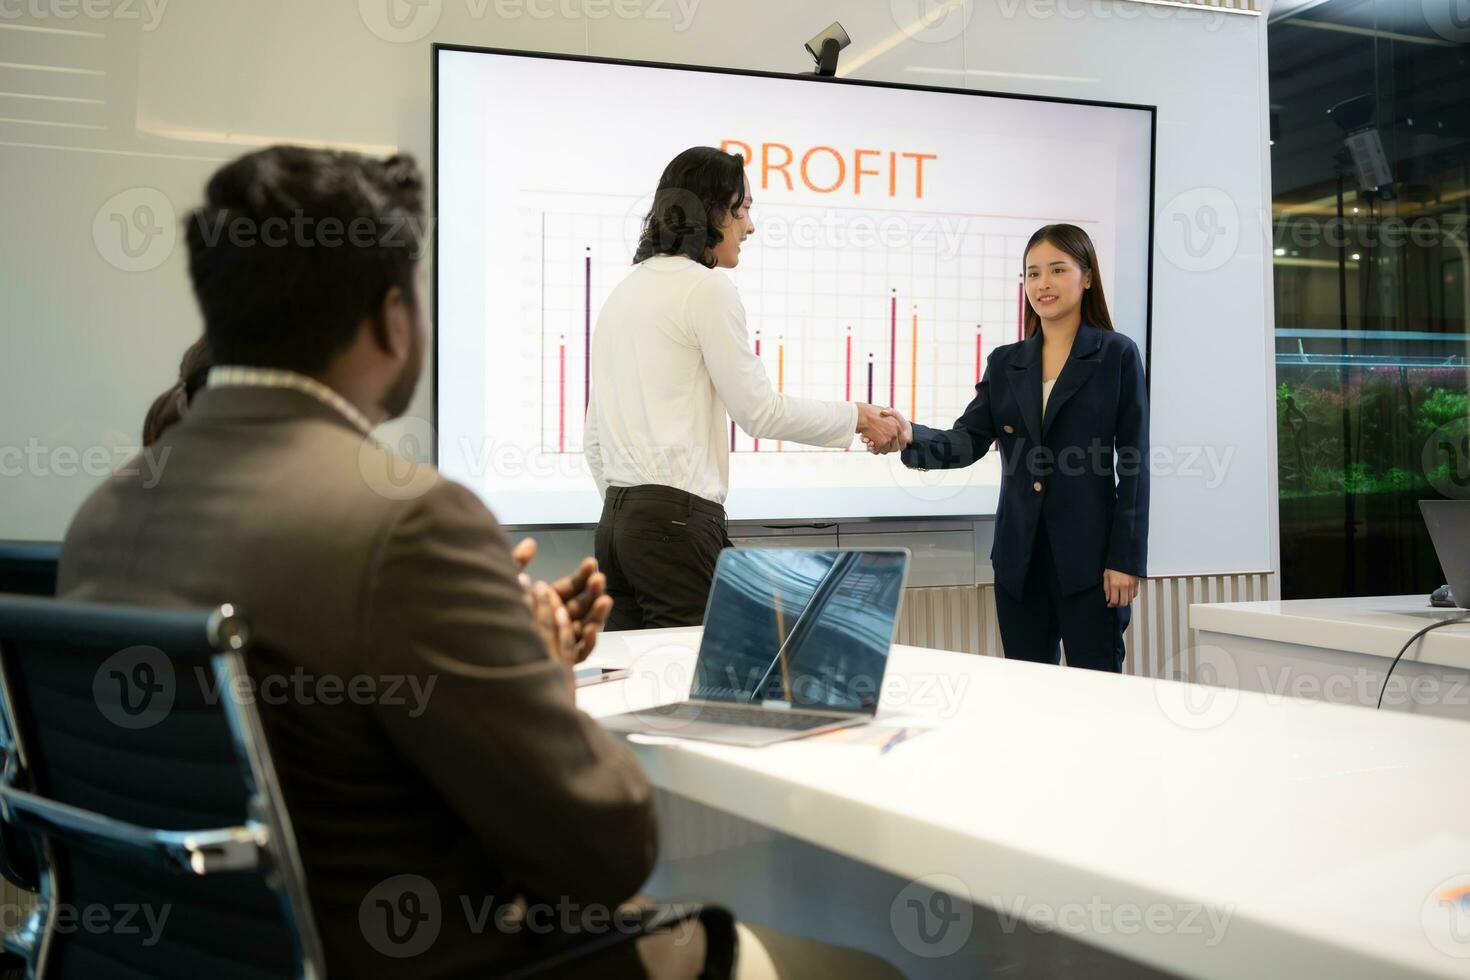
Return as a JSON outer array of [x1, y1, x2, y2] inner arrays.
[[595, 485, 733, 631], [994, 520, 1130, 672]]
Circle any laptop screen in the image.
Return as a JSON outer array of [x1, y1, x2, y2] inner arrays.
[[692, 549, 909, 713]]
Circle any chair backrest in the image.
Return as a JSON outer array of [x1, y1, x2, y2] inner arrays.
[[0, 544, 59, 598], [0, 595, 323, 980]]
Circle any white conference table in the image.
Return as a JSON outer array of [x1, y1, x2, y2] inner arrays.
[[1191, 595, 1470, 721], [579, 627, 1470, 979]]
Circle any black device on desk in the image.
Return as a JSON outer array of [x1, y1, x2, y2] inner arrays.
[[600, 548, 911, 748], [1420, 501, 1470, 609]]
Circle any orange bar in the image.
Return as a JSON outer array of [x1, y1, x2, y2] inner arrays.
[[910, 311, 918, 419], [777, 340, 785, 452]]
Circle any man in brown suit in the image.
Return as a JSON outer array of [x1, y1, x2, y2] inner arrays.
[[57, 146, 686, 977], [59, 146, 897, 980]]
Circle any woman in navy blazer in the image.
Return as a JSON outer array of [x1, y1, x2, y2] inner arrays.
[[867, 224, 1148, 671]]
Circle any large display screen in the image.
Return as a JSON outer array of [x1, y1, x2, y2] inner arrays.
[[435, 46, 1153, 525]]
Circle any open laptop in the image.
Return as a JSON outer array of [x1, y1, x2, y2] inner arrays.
[[600, 548, 911, 747], [1420, 500, 1470, 609]]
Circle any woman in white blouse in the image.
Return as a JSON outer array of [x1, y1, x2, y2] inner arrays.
[[585, 146, 900, 630]]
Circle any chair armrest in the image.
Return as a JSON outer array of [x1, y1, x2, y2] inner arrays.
[[0, 784, 267, 876]]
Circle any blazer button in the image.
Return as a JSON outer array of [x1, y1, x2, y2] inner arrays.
[[1033, 480, 1043, 492], [1003, 425, 1015, 434]]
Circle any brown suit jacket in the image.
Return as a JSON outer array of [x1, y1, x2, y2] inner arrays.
[[58, 385, 657, 977]]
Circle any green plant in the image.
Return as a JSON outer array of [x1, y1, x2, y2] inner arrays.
[[1276, 367, 1469, 499]]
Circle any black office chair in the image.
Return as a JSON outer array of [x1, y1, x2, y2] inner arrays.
[[0, 595, 736, 979], [0, 596, 323, 979], [0, 544, 59, 598], [0, 545, 56, 976]]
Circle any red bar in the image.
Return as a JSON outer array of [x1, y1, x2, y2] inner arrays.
[[558, 339, 566, 454], [976, 325, 983, 382]]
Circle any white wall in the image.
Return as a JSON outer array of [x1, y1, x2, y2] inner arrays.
[[0, 0, 1276, 583]]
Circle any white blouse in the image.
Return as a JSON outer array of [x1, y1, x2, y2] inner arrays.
[[585, 255, 858, 505]]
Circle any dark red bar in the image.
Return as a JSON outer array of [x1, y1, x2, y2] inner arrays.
[[1016, 280, 1024, 341]]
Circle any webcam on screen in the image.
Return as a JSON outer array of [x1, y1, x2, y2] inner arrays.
[[803, 21, 851, 78]]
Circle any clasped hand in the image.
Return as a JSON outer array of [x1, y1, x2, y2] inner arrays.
[[510, 538, 614, 675], [857, 404, 912, 455]]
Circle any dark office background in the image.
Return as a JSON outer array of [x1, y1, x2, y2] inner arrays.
[[1269, 0, 1470, 597]]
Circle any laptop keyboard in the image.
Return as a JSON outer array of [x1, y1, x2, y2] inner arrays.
[[634, 702, 845, 731]]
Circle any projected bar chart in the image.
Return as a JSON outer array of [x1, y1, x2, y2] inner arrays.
[[531, 194, 1080, 455]]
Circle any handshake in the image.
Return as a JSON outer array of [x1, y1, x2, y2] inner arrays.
[[856, 404, 913, 456]]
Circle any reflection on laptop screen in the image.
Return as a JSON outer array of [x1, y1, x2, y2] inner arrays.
[[693, 550, 907, 713]]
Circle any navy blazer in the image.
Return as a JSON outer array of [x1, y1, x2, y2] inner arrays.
[[901, 324, 1149, 598]]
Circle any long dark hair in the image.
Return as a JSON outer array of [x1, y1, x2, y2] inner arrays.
[[1021, 223, 1115, 339], [633, 146, 747, 268], [143, 337, 213, 446]]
